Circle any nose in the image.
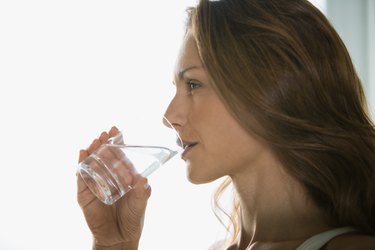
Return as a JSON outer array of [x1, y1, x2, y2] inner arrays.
[[163, 94, 187, 129], [162, 115, 174, 129]]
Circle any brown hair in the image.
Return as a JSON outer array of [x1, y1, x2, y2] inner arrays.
[[187, 0, 375, 244]]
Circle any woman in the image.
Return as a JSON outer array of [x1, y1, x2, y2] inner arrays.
[[77, 0, 375, 249]]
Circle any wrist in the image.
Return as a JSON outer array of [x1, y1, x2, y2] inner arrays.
[[93, 241, 138, 250]]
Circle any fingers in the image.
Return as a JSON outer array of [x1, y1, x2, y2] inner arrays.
[[109, 126, 120, 137], [78, 126, 119, 162], [87, 139, 101, 155], [77, 126, 136, 190], [76, 126, 122, 207], [78, 149, 89, 163], [98, 131, 110, 144]]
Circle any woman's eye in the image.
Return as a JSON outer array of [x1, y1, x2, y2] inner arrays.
[[187, 79, 201, 91]]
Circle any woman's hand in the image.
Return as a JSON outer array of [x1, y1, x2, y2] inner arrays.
[[77, 127, 151, 250]]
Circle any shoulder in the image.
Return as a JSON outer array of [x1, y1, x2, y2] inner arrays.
[[325, 234, 375, 250]]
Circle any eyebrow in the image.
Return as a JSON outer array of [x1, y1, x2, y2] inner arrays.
[[177, 65, 202, 80]]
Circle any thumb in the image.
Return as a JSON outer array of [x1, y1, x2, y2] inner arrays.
[[117, 177, 151, 240], [130, 177, 152, 209], [119, 176, 151, 217]]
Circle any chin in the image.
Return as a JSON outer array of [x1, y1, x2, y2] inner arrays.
[[186, 163, 220, 184], [187, 175, 208, 185]]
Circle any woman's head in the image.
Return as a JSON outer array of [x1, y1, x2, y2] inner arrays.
[[164, 30, 277, 184], [183, 0, 375, 234]]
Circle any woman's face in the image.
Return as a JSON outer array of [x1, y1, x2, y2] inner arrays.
[[164, 32, 271, 184]]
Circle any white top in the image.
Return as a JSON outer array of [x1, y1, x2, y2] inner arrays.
[[210, 227, 357, 250], [296, 227, 357, 250]]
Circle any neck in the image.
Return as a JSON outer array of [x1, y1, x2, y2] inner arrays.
[[230, 161, 331, 249]]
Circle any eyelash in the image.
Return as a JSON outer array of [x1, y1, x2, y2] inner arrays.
[[186, 79, 201, 92]]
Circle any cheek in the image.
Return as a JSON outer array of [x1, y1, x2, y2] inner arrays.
[[185, 105, 230, 181], [187, 120, 261, 183], [183, 133, 231, 184], [186, 94, 264, 183], [186, 135, 261, 184]]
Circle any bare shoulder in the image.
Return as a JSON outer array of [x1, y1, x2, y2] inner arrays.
[[325, 234, 375, 250]]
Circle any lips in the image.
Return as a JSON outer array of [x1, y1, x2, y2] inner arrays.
[[180, 141, 198, 158], [175, 134, 198, 158]]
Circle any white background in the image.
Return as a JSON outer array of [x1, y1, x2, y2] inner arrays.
[[0, 1, 226, 249], [0, 1, 331, 250]]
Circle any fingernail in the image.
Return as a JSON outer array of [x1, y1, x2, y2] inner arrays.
[[144, 183, 150, 190]]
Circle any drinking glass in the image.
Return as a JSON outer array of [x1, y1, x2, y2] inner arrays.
[[77, 116, 182, 205]]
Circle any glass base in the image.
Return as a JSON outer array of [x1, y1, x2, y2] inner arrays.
[[78, 156, 125, 205]]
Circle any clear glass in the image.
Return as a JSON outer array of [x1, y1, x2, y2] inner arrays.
[[77, 117, 182, 205]]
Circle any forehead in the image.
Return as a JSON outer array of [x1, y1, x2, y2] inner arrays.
[[175, 32, 202, 73]]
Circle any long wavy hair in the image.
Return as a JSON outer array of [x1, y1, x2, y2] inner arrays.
[[186, 0, 375, 246]]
